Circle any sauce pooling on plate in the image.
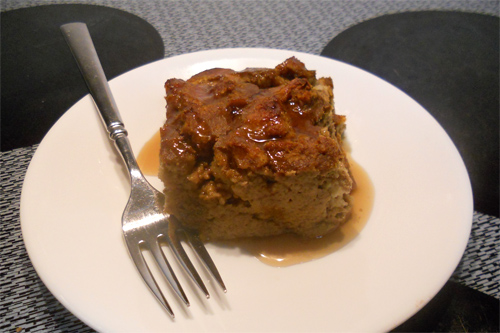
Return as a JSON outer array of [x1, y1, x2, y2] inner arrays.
[[136, 130, 161, 176], [232, 158, 373, 266], [137, 131, 374, 266]]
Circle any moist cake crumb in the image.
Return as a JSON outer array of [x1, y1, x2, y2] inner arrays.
[[159, 57, 354, 240]]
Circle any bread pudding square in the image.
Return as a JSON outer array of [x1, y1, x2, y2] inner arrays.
[[159, 57, 354, 240]]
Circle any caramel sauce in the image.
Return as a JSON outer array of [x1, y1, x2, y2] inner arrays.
[[138, 130, 374, 267], [136, 130, 161, 176], [233, 157, 373, 266]]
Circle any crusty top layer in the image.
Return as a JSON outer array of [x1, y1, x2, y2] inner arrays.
[[160, 57, 347, 178]]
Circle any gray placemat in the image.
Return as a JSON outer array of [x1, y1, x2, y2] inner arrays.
[[452, 212, 500, 297], [2, 0, 499, 58]]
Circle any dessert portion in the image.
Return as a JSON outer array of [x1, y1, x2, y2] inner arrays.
[[159, 57, 354, 240]]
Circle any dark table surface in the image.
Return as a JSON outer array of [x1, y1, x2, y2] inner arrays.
[[1, 1, 498, 332]]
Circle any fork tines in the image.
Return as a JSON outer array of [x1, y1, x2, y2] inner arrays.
[[124, 217, 226, 317]]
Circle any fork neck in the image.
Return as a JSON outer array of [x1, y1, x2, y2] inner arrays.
[[114, 134, 144, 182]]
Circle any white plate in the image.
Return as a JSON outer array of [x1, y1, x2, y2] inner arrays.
[[21, 48, 472, 332]]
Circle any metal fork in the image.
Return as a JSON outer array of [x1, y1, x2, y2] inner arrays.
[[60, 22, 226, 317]]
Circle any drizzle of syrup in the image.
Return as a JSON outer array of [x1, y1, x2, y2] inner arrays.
[[137, 130, 374, 267], [229, 158, 373, 266], [136, 130, 161, 177]]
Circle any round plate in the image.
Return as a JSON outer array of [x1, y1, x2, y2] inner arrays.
[[21, 48, 472, 332]]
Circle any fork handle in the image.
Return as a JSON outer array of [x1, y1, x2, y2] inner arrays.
[[61, 23, 141, 175], [60, 22, 128, 141]]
